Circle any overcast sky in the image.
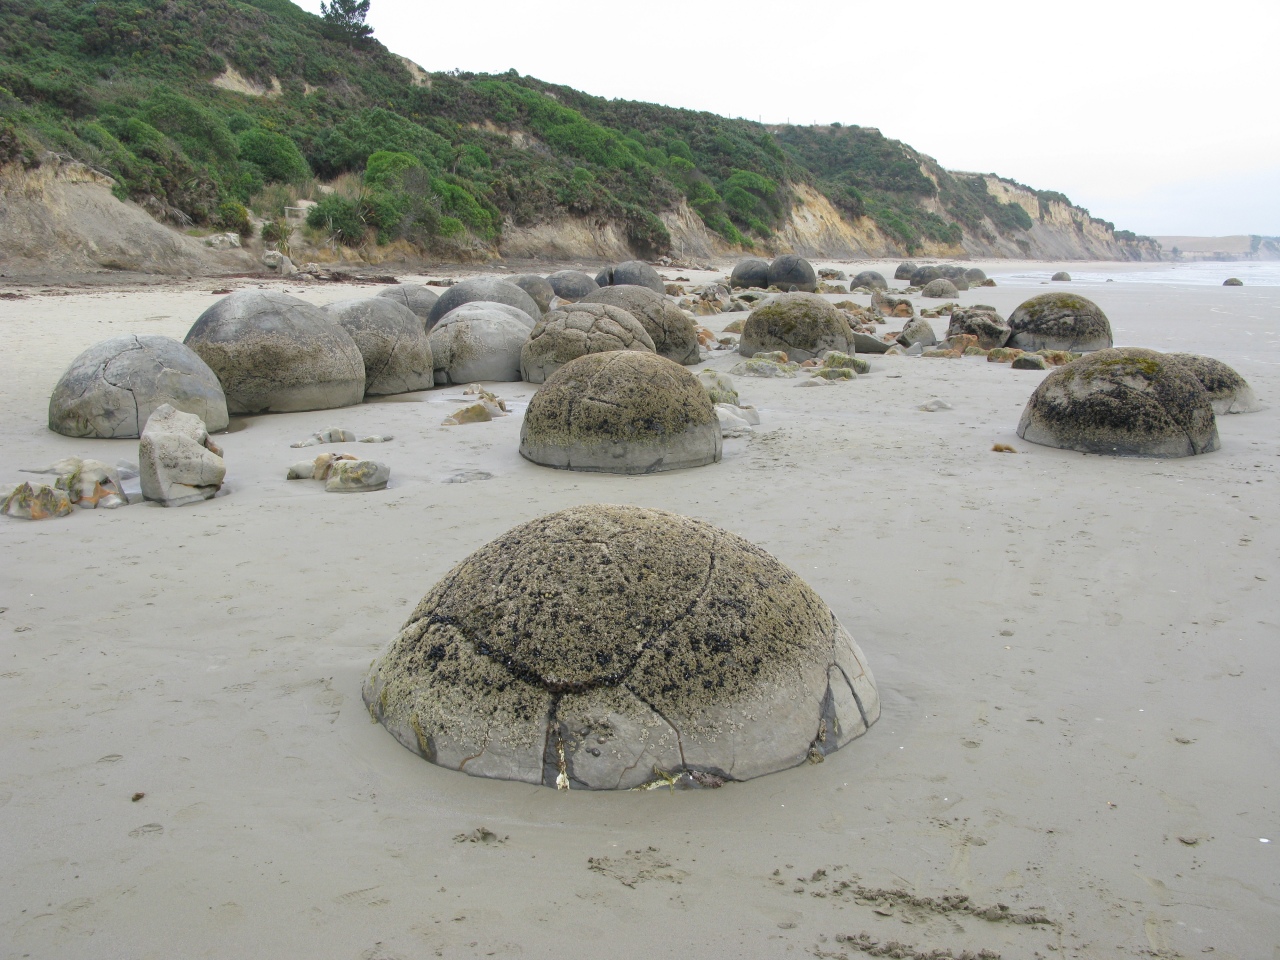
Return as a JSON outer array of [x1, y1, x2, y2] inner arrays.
[[293, 0, 1279, 237]]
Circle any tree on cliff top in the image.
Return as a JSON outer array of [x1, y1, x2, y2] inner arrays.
[[321, 0, 374, 44]]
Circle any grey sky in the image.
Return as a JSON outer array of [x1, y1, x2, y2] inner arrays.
[[293, 0, 1280, 236]]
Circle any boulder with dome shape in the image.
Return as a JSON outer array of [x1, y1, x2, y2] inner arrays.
[[362, 503, 880, 789], [1165, 353, 1262, 414], [739, 292, 854, 362], [324, 297, 435, 396], [767, 255, 817, 292], [894, 261, 918, 281], [520, 303, 655, 384], [376, 283, 439, 326], [595, 260, 665, 294], [1017, 347, 1219, 457], [49, 334, 228, 438], [510, 275, 556, 314], [425, 277, 541, 331], [730, 258, 771, 290], [428, 302, 531, 385], [581, 284, 700, 364], [851, 270, 888, 291], [1007, 292, 1113, 353], [546, 270, 600, 302], [183, 290, 364, 414], [520, 351, 721, 474]]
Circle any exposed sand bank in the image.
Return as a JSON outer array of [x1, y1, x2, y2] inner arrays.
[[1, 260, 1277, 959]]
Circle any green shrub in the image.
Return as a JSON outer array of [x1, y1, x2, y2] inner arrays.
[[363, 150, 421, 189], [216, 200, 252, 236], [306, 193, 365, 245], [238, 129, 310, 183]]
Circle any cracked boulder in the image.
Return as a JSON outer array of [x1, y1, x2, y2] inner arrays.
[[426, 277, 542, 330], [324, 297, 435, 396], [767, 255, 818, 293], [520, 352, 721, 474], [595, 260, 666, 295], [1007, 293, 1113, 353], [376, 283, 440, 326], [1017, 347, 1220, 457], [739, 293, 854, 362], [520, 303, 655, 384], [945, 307, 1011, 349], [363, 503, 880, 789], [582, 284, 700, 365], [428, 302, 532, 385], [139, 404, 226, 506], [184, 290, 365, 414], [546, 270, 600, 302], [49, 335, 229, 438]]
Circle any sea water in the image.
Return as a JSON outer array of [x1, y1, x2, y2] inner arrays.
[[989, 260, 1280, 287]]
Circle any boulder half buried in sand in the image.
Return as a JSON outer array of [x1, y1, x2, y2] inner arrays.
[[520, 352, 721, 474], [325, 297, 435, 396], [739, 292, 853, 362], [426, 277, 541, 330], [49, 334, 229, 439], [1165, 353, 1262, 414], [767, 255, 818, 293], [1017, 347, 1219, 457], [520, 303, 655, 384], [428, 302, 531, 385], [582, 284, 700, 365], [362, 503, 879, 789], [730, 258, 771, 289], [1007, 293, 1113, 353], [376, 284, 439, 325]]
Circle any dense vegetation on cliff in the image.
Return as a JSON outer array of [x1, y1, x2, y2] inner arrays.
[[0, 0, 1141, 257]]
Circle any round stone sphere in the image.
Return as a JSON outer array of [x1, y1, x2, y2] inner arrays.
[[324, 297, 435, 396], [894, 261, 918, 281], [426, 277, 542, 331], [547, 270, 601, 302], [510, 275, 556, 314], [520, 351, 721, 474], [376, 284, 439, 326], [768, 255, 818, 292], [909, 265, 942, 287], [1007, 293, 1113, 353], [964, 267, 988, 283], [1051, 271, 1072, 282], [520, 303, 655, 384], [1165, 353, 1262, 415], [730, 258, 771, 289], [1223, 278, 1243, 287], [1017, 347, 1219, 458], [921, 278, 959, 299], [428, 302, 532, 385], [49, 334, 229, 438], [362, 503, 880, 789], [851, 270, 888, 291], [740, 292, 854, 361], [582, 284, 700, 365], [599, 259, 665, 293], [184, 290, 364, 415], [938, 265, 968, 282]]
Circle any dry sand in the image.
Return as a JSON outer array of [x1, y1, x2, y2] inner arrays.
[[1, 261, 1277, 959]]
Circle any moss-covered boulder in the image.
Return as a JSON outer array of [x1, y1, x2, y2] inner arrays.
[[49, 334, 228, 438], [1007, 293, 1112, 353], [1011, 353, 1049, 370], [730, 258, 771, 290], [1051, 271, 1072, 282], [511, 275, 557, 314], [547, 270, 601, 302], [582, 285, 700, 365], [426, 277, 542, 330], [520, 303, 655, 384], [362, 503, 880, 789], [325, 297, 435, 396], [822, 351, 870, 375], [768, 255, 818, 293], [945, 307, 1011, 349], [964, 267, 987, 283], [184, 291, 364, 415], [1017, 347, 1220, 457], [922, 278, 959, 299], [739, 292, 854, 362], [894, 261, 918, 281], [376, 284, 440, 327], [852, 270, 888, 291], [428, 302, 531, 385], [696, 369, 739, 405], [909, 265, 942, 287], [520, 352, 721, 474], [1223, 278, 1243, 286], [1166, 354, 1262, 414]]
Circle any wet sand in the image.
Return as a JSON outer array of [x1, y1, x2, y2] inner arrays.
[[1, 261, 1277, 959]]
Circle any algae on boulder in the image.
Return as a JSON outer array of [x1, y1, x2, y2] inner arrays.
[[582, 284, 700, 365], [520, 303, 655, 384], [945, 307, 1011, 349], [1165, 353, 1262, 414], [362, 503, 880, 789], [922, 278, 959, 299], [520, 352, 721, 474], [1017, 347, 1219, 457], [739, 292, 854, 362], [1007, 293, 1113, 353]]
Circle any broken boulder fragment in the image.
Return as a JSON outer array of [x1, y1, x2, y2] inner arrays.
[[138, 404, 226, 507]]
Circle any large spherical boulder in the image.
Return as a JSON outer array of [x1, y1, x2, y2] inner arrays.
[[376, 284, 439, 326], [921, 278, 959, 299], [596, 260, 665, 294], [1007, 293, 1113, 353], [520, 303, 655, 384], [1166, 354, 1262, 415], [325, 297, 435, 396], [49, 334, 229, 438], [730, 258, 771, 290], [852, 270, 888, 291], [427, 302, 531, 385], [520, 352, 721, 474], [894, 261, 918, 281], [945, 306, 1011, 349], [1051, 271, 1072, 282], [362, 503, 880, 789], [510, 275, 556, 314], [739, 292, 854, 362], [426, 277, 542, 331], [582, 284, 700, 364], [964, 267, 987, 283], [547, 270, 601, 302], [184, 290, 364, 415], [1017, 348, 1220, 458], [768, 255, 818, 293], [909, 265, 942, 287], [938, 265, 968, 282]]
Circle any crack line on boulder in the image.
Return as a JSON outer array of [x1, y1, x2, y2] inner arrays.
[[832, 662, 871, 731], [625, 685, 686, 770]]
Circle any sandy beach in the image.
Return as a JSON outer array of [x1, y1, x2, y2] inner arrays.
[[1, 260, 1277, 959]]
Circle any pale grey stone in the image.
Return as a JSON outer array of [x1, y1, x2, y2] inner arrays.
[[138, 404, 225, 507]]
